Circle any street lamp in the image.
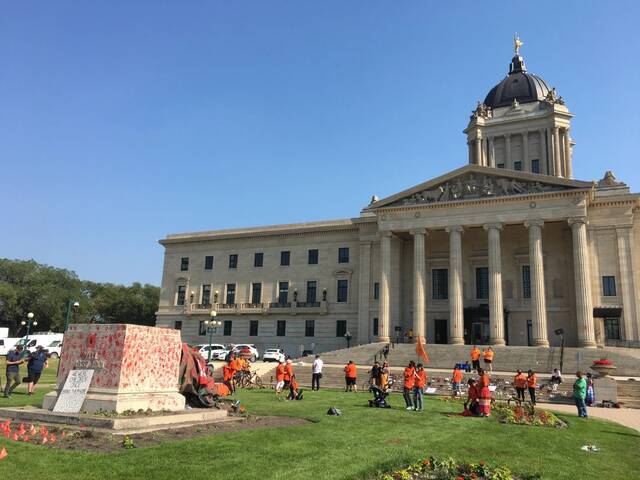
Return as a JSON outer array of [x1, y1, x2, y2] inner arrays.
[[344, 331, 352, 349], [204, 311, 221, 363], [21, 312, 37, 352], [63, 300, 80, 333]]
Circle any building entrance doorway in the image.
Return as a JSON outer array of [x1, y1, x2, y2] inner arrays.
[[464, 306, 489, 345], [434, 319, 448, 344]]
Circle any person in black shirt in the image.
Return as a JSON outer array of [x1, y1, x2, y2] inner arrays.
[[26, 346, 48, 396], [369, 362, 381, 387]]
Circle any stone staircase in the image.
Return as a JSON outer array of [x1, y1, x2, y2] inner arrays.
[[618, 380, 640, 409]]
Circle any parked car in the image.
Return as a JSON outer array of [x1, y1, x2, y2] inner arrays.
[[46, 340, 63, 358], [263, 348, 286, 363], [232, 344, 260, 362], [0, 338, 21, 356], [195, 344, 226, 361], [16, 333, 64, 353]]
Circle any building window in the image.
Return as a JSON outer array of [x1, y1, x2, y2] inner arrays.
[[174, 320, 182, 331], [602, 276, 617, 296], [176, 286, 187, 306], [198, 320, 206, 336], [513, 161, 522, 171], [336, 320, 347, 337], [180, 257, 189, 271], [202, 284, 212, 305], [337, 279, 348, 303], [522, 265, 531, 299], [254, 252, 263, 267], [373, 317, 379, 336], [497, 163, 505, 169], [223, 320, 232, 336], [204, 256, 214, 270], [531, 159, 540, 174], [305, 320, 315, 337], [373, 282, 380, 300], [226, 284, 236, 305], [251, 283, 262, 304], [338, 247, 350, 263], [229, 254, 238, 269], [604, 318, 621, 340], [277, 320, 286, 337], [280, 251, 290, 266], [476, 267, 489, 299], [278, 282, 289, 304], [432, 269, 448, 300], [306, 281, 317, 303], [249, 320, 259, 337], [308, 249, 318, 265]]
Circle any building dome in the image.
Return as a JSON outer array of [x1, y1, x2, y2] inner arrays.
[[483, 54, 551, 108]]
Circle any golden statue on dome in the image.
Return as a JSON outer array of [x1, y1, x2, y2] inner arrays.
[[514, 34, 523, 55]]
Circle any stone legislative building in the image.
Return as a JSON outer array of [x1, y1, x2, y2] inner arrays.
[[156, 41, 640, 355]]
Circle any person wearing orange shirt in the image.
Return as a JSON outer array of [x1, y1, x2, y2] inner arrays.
[[483, 347, 494, 372], [275, 359, 286, 394], [283, 359, 294, 390], [514, 370, 527, 402], [222, 359, 236, 394], [477, 368, 492, 417], [527, 370, 538, 405], [344, 360, 357, 392], [413, 363, 427, 412], [470, 345, 481, 373], [288, 375, 302, 400], [403, 361, 416, 410], [452, 365, 464, 398]]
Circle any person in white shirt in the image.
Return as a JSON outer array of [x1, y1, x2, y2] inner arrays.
[[312, 355, 324, 391]]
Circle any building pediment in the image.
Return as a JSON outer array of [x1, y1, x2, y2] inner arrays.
[[365, 165, 593, 210]]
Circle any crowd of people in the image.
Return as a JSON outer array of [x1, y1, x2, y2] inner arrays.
[[3, 344, 49, 398]]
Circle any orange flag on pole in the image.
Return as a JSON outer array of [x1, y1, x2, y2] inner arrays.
[[416, 339, 429, 364]]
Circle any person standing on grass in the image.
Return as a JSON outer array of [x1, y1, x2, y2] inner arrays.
[[283, 359, 294, 391], [311, 355, 323, 391], [514, 369, 527, 402], [483, 347, 494, 373], [470, 345, 481, 373], [573, 371, 588, 418], [4, 345, 24, 398], [379, 362, 390, 390], [451, 365, 463, 398], [413, 363, 426, 412], [26, 346, 48, 396], [403, 361, 416, 410], [527, 370, 537, 405], [275, 359, 286, 395], [344, 360, 357, 392], [477, 368, 492, 417], [368, 361, 381, 387]]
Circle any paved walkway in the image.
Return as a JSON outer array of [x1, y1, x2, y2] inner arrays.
[[538, 402, 640, 433]]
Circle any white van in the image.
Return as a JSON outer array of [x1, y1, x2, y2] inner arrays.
[[16, 333, 64, 354], [0, 338, 21, 356]]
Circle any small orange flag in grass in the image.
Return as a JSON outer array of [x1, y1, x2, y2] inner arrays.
[[0, 447, 7, 460], [416, 339, 430, 364]]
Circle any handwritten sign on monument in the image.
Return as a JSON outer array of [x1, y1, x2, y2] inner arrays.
[[53, 369, 95, 413]]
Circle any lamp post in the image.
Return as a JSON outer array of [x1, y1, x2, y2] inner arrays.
[[204, 311, 221, 363], [63, 300, 80, 333], [555, 328, 565, 373], [21, 312, 37, 354], [344, 331, 352, 349]]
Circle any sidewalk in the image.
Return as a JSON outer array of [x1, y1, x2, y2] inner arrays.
[[538, 402, 640, 433]]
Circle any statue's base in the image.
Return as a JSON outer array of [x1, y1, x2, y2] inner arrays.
[[42, 388, 185, 414]]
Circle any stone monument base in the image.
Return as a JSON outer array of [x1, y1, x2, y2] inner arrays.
[[593, 376, 618, 403], [43, 388, 185, 414]]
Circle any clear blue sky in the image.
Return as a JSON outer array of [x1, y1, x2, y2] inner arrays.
[[2, 1, 639, 285]]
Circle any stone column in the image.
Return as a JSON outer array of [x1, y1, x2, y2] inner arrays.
[[568, 217, 596, 347], [484, 223, 505, 345], [505, 134, 511, 169], [488, 136, 496, 167], [446, 226, 465, 345], [616, 226, 638, 341], [357, 241, 372, 344], [564, 128, 573, 179], [522, 131, 529, 172], [525, 220, 549, 346], [545, 128, 554, 176], [411, 229, 427, 343], [476, 136, 483, 166], [378, 232, 392, 343], [553, 127, 563, 177]]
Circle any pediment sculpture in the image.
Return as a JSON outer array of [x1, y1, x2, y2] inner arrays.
[[470, 101, 492, 120], [390, 173, 574, 206], [544, 87, 565, 106]]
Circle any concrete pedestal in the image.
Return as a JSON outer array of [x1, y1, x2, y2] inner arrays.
[[594, 376, 618, 403]]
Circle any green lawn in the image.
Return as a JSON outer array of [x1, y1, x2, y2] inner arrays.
[[0, 357, 59, 386], [0, 388, 638, 479]]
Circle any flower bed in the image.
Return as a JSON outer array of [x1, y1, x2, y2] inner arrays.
[[493, 403, 565, 428], [592, 359, 614, 366], [378, 456, 540, 480]]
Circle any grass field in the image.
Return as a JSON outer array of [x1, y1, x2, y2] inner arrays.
[[0, 387, 638, 479], [0, 357, 59, 389]]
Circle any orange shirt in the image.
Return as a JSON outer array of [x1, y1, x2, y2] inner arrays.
[[470, 348, 481, 361], [344, 364, 357, 379], [479, 375, 490, 388], [483, 350, 494, 361], [452, 369, 463, 383], [416, 370, 427, 388], [514, 373, 527, 389], [222, 365, 234, 381], [403, 367, 416, 389], [231, 358, 242, 372], [527, 374, 537, 388], [290, 378, 299, 390], [275, 364, 285, 382], [468, 384, 479, 401], [284, 364, 293, 381]]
